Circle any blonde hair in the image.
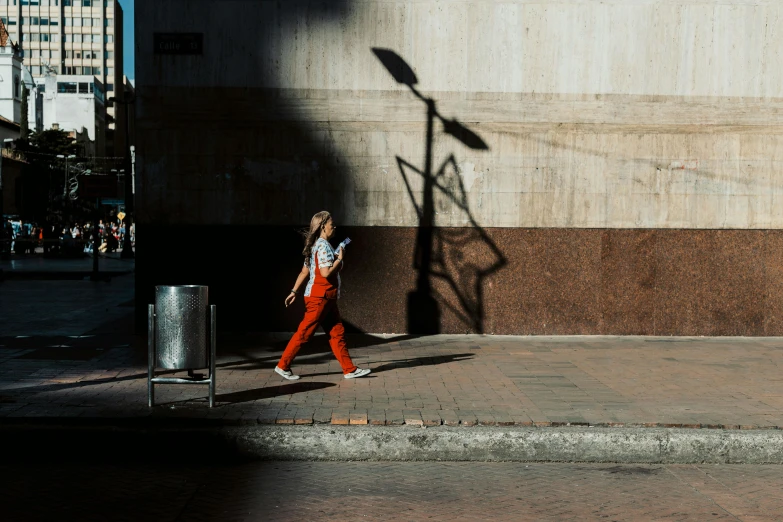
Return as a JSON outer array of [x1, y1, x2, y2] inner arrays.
[[302, 211, 331, 259]]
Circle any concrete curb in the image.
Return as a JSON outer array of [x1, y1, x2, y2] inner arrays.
[[231, 425, 783, 464], [4, 423, 782, 464]]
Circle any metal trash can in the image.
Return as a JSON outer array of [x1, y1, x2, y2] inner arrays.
[[148, 285, 216, 407]]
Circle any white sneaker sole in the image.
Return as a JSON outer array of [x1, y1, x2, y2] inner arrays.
[[275, 367, 300, 380], [344, 368, 371, 379]]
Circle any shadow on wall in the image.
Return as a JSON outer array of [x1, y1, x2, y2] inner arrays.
[[372, 49, 506, 335], [137, 1, 356, 333]]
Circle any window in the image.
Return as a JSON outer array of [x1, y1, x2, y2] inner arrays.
[[38, 83, 45, 92], [41, 33, 50, 42], [92, 66, 101, 75], [1, 18, 6, 26], [105, 67, 112, 76], [93, 18, 99, 26], [105, 18, 112, 27], [82, 18, 91, 27], [106, 83, 113, 91], [51, 34, 58, 42], [82, 0, 90, 5], [31, 17, 39, 25], [104, 51, 113, 59], [72, 34, 81, 43], [78, 82, 89, 93], [50, 18, 58, 26], [64, 17, 71, 26], [64, 0, 71, 5], [41, 18, 48, 26], [20, 17, 25, 25], [14, 74, 20, 98], [104, 34, 113, 43], [58, 82, 77, 93], [8, 17, 16, 25], [73, 18, 81, 27]]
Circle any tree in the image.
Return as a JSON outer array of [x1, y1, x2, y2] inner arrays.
[[20, 84, 29, 138], [16, 128, 78, 159], [14, 129, 79, 223]]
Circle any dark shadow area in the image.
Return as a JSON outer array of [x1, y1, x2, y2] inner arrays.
[[135, 1, 353, 334], [216, 381, 335, 405], [305, 352, 475, 377], [369, 353, 475, 373], [372, 49, 506, 335]]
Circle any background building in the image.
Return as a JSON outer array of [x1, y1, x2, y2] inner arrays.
[[136, 0, 783, 336], [0, 19, 22, 129], [40, 73, 105, 155], [0, 0, 123, 156]]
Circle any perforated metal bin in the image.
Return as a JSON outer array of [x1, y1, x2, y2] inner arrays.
[[148, 285, 216, 407]]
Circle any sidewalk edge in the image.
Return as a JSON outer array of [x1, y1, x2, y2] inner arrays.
[[3, 423, 782, 464]]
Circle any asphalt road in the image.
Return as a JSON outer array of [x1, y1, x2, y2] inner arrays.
[[3, 461, 781, 521]]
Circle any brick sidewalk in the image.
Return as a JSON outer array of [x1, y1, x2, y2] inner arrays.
[[1, 329, 782, 429], [4, 461, 782, 521]]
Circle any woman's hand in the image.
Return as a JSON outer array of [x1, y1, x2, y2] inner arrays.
[[285, 292, 296, 308]]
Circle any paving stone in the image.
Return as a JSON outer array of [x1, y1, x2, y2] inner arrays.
[[438, 409, 460, 426], [458, 410, 478, 427], [331, 410, 350, 425], [294, 409, 314, 425], [476, 411, 497, 426], [257, 409, 279, 425], [313, 408, 333, 424], [420, 409, 442, 426], [367, 409, 386, 425], [349, 411, 368, 425], [384, 409, 405, 425], [403, 409, 423, 426], [275, 408, 296, 425]]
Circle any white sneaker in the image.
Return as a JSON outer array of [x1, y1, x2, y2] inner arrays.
[[344, 368, 371, 379], [275, 366, 300, 380]]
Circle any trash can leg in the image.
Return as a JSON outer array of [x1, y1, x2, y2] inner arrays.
[[148, 304, 155, 407], [209, 305, 216, 407]]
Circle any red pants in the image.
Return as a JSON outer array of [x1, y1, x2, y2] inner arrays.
[[278, 297, 357, 374]]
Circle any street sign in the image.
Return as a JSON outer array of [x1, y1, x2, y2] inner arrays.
[[154, 33, 203, 55], [80, 175, 119, 198]]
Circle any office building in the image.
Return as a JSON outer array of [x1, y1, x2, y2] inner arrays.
[[0, 0, 123, 155]]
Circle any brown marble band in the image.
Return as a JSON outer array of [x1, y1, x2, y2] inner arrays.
[[137, 226, 782, 336]]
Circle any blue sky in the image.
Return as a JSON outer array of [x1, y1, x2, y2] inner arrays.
[[118, 0, 134, 81]]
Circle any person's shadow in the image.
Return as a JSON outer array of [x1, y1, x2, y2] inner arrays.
[[302, 352, 475, 378]]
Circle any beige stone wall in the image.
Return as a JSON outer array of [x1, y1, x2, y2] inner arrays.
[[137, 0, 783, 228]]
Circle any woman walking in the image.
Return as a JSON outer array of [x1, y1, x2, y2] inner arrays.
[[275, 211, 371, 380]]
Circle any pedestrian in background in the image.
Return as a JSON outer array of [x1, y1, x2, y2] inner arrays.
[[275, 210, 371, 380]]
